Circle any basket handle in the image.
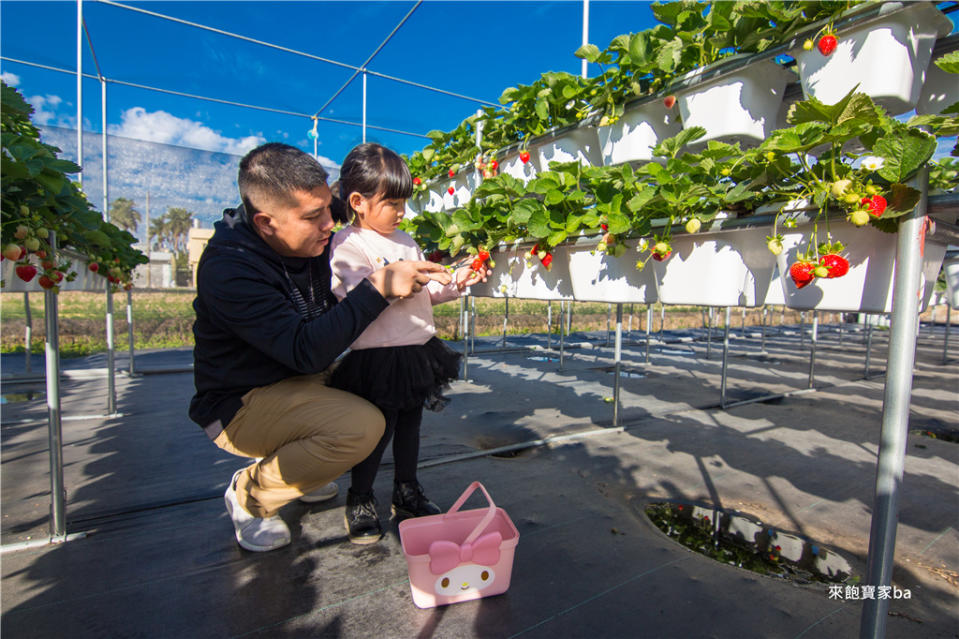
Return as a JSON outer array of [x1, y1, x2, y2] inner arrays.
[[445, 481, 497, 545]]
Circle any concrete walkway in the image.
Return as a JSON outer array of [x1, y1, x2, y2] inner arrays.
[[1, 321, 956, 638]]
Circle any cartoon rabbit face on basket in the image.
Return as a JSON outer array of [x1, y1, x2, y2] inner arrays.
[[429, 531, 502, 596]]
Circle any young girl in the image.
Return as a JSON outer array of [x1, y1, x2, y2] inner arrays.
[[328, 142, 485, 544]]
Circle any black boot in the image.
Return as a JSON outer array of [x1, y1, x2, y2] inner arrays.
[[344, 490, 383, 544], [391, 481, 442, 521]]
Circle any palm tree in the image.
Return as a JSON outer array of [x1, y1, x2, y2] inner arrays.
[[165, 207, 193, 255], [148, 217, 168, 252], [109, 198, 141, 233]]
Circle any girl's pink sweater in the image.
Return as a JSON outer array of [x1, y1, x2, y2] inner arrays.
[[329, 226, 461, 350]]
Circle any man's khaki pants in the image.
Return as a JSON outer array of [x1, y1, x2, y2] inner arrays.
[[214, 372, 385, 518]]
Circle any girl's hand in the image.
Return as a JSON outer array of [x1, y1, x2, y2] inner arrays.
[[454, 264, 489, 291]]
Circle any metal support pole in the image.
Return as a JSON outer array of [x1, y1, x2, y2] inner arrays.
[[628, 303, 634, 338], [865, 317, 874, 379], [606, 304, 612, 347], [720, 306, 731, 408], [781, 306, 786, 333], [860, 170, 928, 639], [741, 306, 746, 332], [361, 71, 367, 143], [701, 306, 707, 329], [24, 292, 32, 373], [660, 305, 665, 333], [645, 305, 652, 364], [581, 0, 590, 79], [706, 306, 713, 359], [944, 302, 951, 364], [559, 300, 566, 371], [567, 300, 573, 335], [808, 310, 819, 389], [838, 313, 844, 347], [547, 301, 552, 351], [502, 297, 509, 347], [800, 311, 806, 348], [460, 296, 468, 379], [470, 296, 476, 355], [126, 288, 135, 375], [761, 305, 767, 353], [613, 303, 622, 427], [102, 77, 116, 415], [45, 232, 66, 538], [76, 0, 83, 184]]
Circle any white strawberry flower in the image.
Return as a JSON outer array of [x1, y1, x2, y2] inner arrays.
[[860, 156, 885, 171]]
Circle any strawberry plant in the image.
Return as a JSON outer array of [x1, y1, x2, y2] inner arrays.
[[2, 82, 147, 291]]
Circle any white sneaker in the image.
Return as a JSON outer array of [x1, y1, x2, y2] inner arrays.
[[299, 482, 340, 504], [224, 469, 291, 552]]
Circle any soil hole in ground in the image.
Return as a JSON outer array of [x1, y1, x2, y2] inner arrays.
[[645, 501, 855, 585]]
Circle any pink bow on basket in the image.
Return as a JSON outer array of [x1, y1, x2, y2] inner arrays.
[[428, 532, 503, 575]]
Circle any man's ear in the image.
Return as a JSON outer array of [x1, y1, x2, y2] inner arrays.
[[251, 211, 275, 237]]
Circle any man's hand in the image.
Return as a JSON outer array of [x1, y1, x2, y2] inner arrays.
[[367, 260, 451, 299]]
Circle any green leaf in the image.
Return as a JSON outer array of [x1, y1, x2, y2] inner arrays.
[[628, 31, 652, 67], [547, 229, 568, 246], [655, 38, 683, 73], [527, 208, 551, 238], [544, 189, 564, 206], [607, 209, 630, 235], [882, 183, 921, 218], [534, 98, 549, 121], [574, 44, 601, 63], [874, 129, 937, 183], [934, 50, 959, 75]]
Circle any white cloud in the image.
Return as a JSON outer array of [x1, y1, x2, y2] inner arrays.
[[26, 94, 64, 125], [109, 107, 265, 155], [1, 71, 21, 86]]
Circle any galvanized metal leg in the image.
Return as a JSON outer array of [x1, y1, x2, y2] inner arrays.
[[645, 305, 652, 364], [865, 317, 874, 379], [502, 297, 509, 348], [761, 306, 767, 353], [126, 288, 135, 375], [24, 292, 32, 373], [800, 311, 806, 348], [606, 303, 612, 347], [613, 303, 623, 427], [45, 233, 66, 539], [106, 288, 116, 414], [741, 306, 746, 332], [720, 306, 731, 408], [470, 296, 476, 354], [559, 300, 566, 371], [808, 310, 819, 389], [546, 301, 552, 351], [628, 303, 634, 338], [701, 307, 707, 329], [660, 305, 665, 333], [944, 302, 951, 364], [860, 172, 928, 639], [780, 306, 786, 334], [460, 297, 468, 379], [706, 306, 713, 360]]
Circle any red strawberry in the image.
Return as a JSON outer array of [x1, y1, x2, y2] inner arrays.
[[789, 261, 816, 289], [53, 270, 64, 282], [478, 249, 490, 262], [601, 223, 608, 231], [817, 34, 838, 56], [540, 252, 553, 271], [38, 275, 56, 289], [34, 249, 47, 259], [820, 254, 849, 279], [89, 262, 100, 272], [447, 186, 455, 195], [489, 159, 499, 170], [651, 241, 672, 261], [426, 250, 444, 263], [651, 250, 671, 262], [519, 150, 531, 164], [663, 95, 676, 109], [448, 168, 455, 178], [413, 177, 422, 186], [41, 260, 54, 270], [861, 195, 887, 217], [15, 264, 37, 282]]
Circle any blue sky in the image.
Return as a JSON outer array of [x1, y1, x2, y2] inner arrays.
[[1, 1, 659, 167]]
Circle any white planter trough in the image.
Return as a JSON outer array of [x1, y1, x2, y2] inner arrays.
[[2, 251, 107, 293], [498, 150, 540, 183], [775, 220, 947, 313], [791, 2, 952, 116], [405, 191, 427, 218], [566, 241, 658, 303], [675, 59, 794, 147], [916, 52, 959, 115], [651, 227, 777, 307], [442, 171, 478, 210], [597, 101, 682, 166], [536, 126, 602, 170], [467, 244, 573, 301], [423, 182, 447, 213], [944, 257, 959, 308]]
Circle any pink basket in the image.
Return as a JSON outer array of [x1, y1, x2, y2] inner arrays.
[[398, 481, 519, 608]]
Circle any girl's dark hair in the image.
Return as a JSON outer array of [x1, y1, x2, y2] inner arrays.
[[338, 143, 412, 221]]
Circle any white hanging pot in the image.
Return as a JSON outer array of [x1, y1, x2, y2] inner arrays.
[[597, 101, 682, 166], [916, 50, 959, 115], [943, 257, 959, 308], [566, 241, 658, 303], [536, 126, 603, 170], [468, 244, 573, 301], [775, 219, 947, 313], [791, 2, 952, 116], [675, 59, 794, 147], [498, 150, 540, 183], [651, 227, 777, 307]]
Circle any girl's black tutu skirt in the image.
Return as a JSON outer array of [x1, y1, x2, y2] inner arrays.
[[329, 336, 462, 412]]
